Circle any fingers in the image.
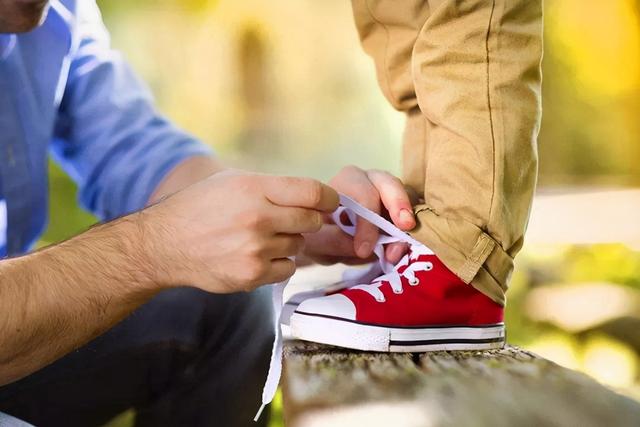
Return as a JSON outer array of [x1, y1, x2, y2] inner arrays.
[[385, 242, 409, 263], [271, 207, 324, 234], [263, 234, 306, 259], [329, 166, 380, 258], [303, 224, 359, 259], [263, 258, 297, 284], [258, 168, 415, 268], [366, 170, 416, 231], [264, 176, 339, 212]]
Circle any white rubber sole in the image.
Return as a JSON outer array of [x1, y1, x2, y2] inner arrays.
[[289, 311, 505, 352]]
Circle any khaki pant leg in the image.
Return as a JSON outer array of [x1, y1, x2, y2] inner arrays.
[[351, 0, 543, 306], [350, 0, 431, 192]]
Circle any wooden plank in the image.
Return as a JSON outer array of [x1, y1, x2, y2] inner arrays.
[[282, 340, 640, 427]]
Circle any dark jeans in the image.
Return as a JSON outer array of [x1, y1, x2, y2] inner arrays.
[[0, 287, 274, 427]]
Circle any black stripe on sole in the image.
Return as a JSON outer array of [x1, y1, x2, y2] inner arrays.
[[389, 337, 505, 346], [294, 310, 504, 330]]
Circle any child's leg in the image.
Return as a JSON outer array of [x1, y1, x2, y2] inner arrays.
[[351, 0, 543, 305]]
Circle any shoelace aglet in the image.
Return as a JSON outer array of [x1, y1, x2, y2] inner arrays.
[[254, 403, 267, 422]]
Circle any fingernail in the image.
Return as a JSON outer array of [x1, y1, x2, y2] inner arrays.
[[399, 209, 414, 225], [357, 241, 372, 258]]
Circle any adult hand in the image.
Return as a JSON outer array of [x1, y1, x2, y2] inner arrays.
[[302, 166, 416, 265], [142, 169, 339, 293]]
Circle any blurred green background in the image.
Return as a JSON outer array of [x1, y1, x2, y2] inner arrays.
[[40, 0, 640, 425]]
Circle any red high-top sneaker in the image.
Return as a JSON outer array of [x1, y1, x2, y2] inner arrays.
[[289, 244, 505, 352], [255, 195, 505, 420]]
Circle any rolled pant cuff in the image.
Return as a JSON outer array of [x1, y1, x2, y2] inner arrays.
[[411, 205, 511, 306]]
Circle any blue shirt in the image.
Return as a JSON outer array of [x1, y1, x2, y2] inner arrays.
[[0, 0, 211, 256]]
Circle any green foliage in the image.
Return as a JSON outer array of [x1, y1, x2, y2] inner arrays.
[[269, 389, 284, 427], [97, 0, 217, 16], [562, 245, 640, 288], [38, 160, 95, 248], [101, 409, 134, 427], [503, 244, 640, 347]]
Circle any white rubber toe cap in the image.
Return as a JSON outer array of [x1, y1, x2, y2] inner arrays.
[[295, 294, 356, 320]]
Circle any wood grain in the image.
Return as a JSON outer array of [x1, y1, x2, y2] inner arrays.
[[282, 340, 640, 427]]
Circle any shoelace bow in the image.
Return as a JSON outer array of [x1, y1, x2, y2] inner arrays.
[[254, 194, 434, 421]]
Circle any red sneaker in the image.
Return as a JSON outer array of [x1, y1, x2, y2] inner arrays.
[[289, 244, 505, 352], [255, 195, 505, 420]]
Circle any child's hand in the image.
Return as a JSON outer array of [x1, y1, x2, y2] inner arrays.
[[302, 166, 416, 265]]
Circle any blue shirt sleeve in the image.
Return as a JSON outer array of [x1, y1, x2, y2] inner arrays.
[[51, 1, 212, 220]]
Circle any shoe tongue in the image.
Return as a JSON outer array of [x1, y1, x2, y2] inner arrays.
[[394, 247, 428, 274], [408, 244, 433, 263]]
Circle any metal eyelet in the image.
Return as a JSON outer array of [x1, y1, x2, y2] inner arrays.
[[425, 262, 433, 271], [392, 288, 403, 295], [375, 296, 386, 303], [409, 277, 420, 286]]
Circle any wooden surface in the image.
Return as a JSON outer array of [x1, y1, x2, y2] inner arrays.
[[282, 340, 640, 427]]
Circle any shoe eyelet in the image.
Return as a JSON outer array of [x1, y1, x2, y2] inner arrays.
[[409, 277, 420, 286], [375, 296, 386, 303], [392, 288, 403, 295], [425, 262, 433, 271]]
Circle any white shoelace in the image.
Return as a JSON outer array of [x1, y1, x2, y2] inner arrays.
[[254, 194, 433, 421], [349, 245, 433, 302]]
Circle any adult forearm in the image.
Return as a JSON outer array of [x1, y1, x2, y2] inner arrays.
[[0, 214, 160, 386], [0, 169, 339, 387], [0, 155, 224, 385]]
